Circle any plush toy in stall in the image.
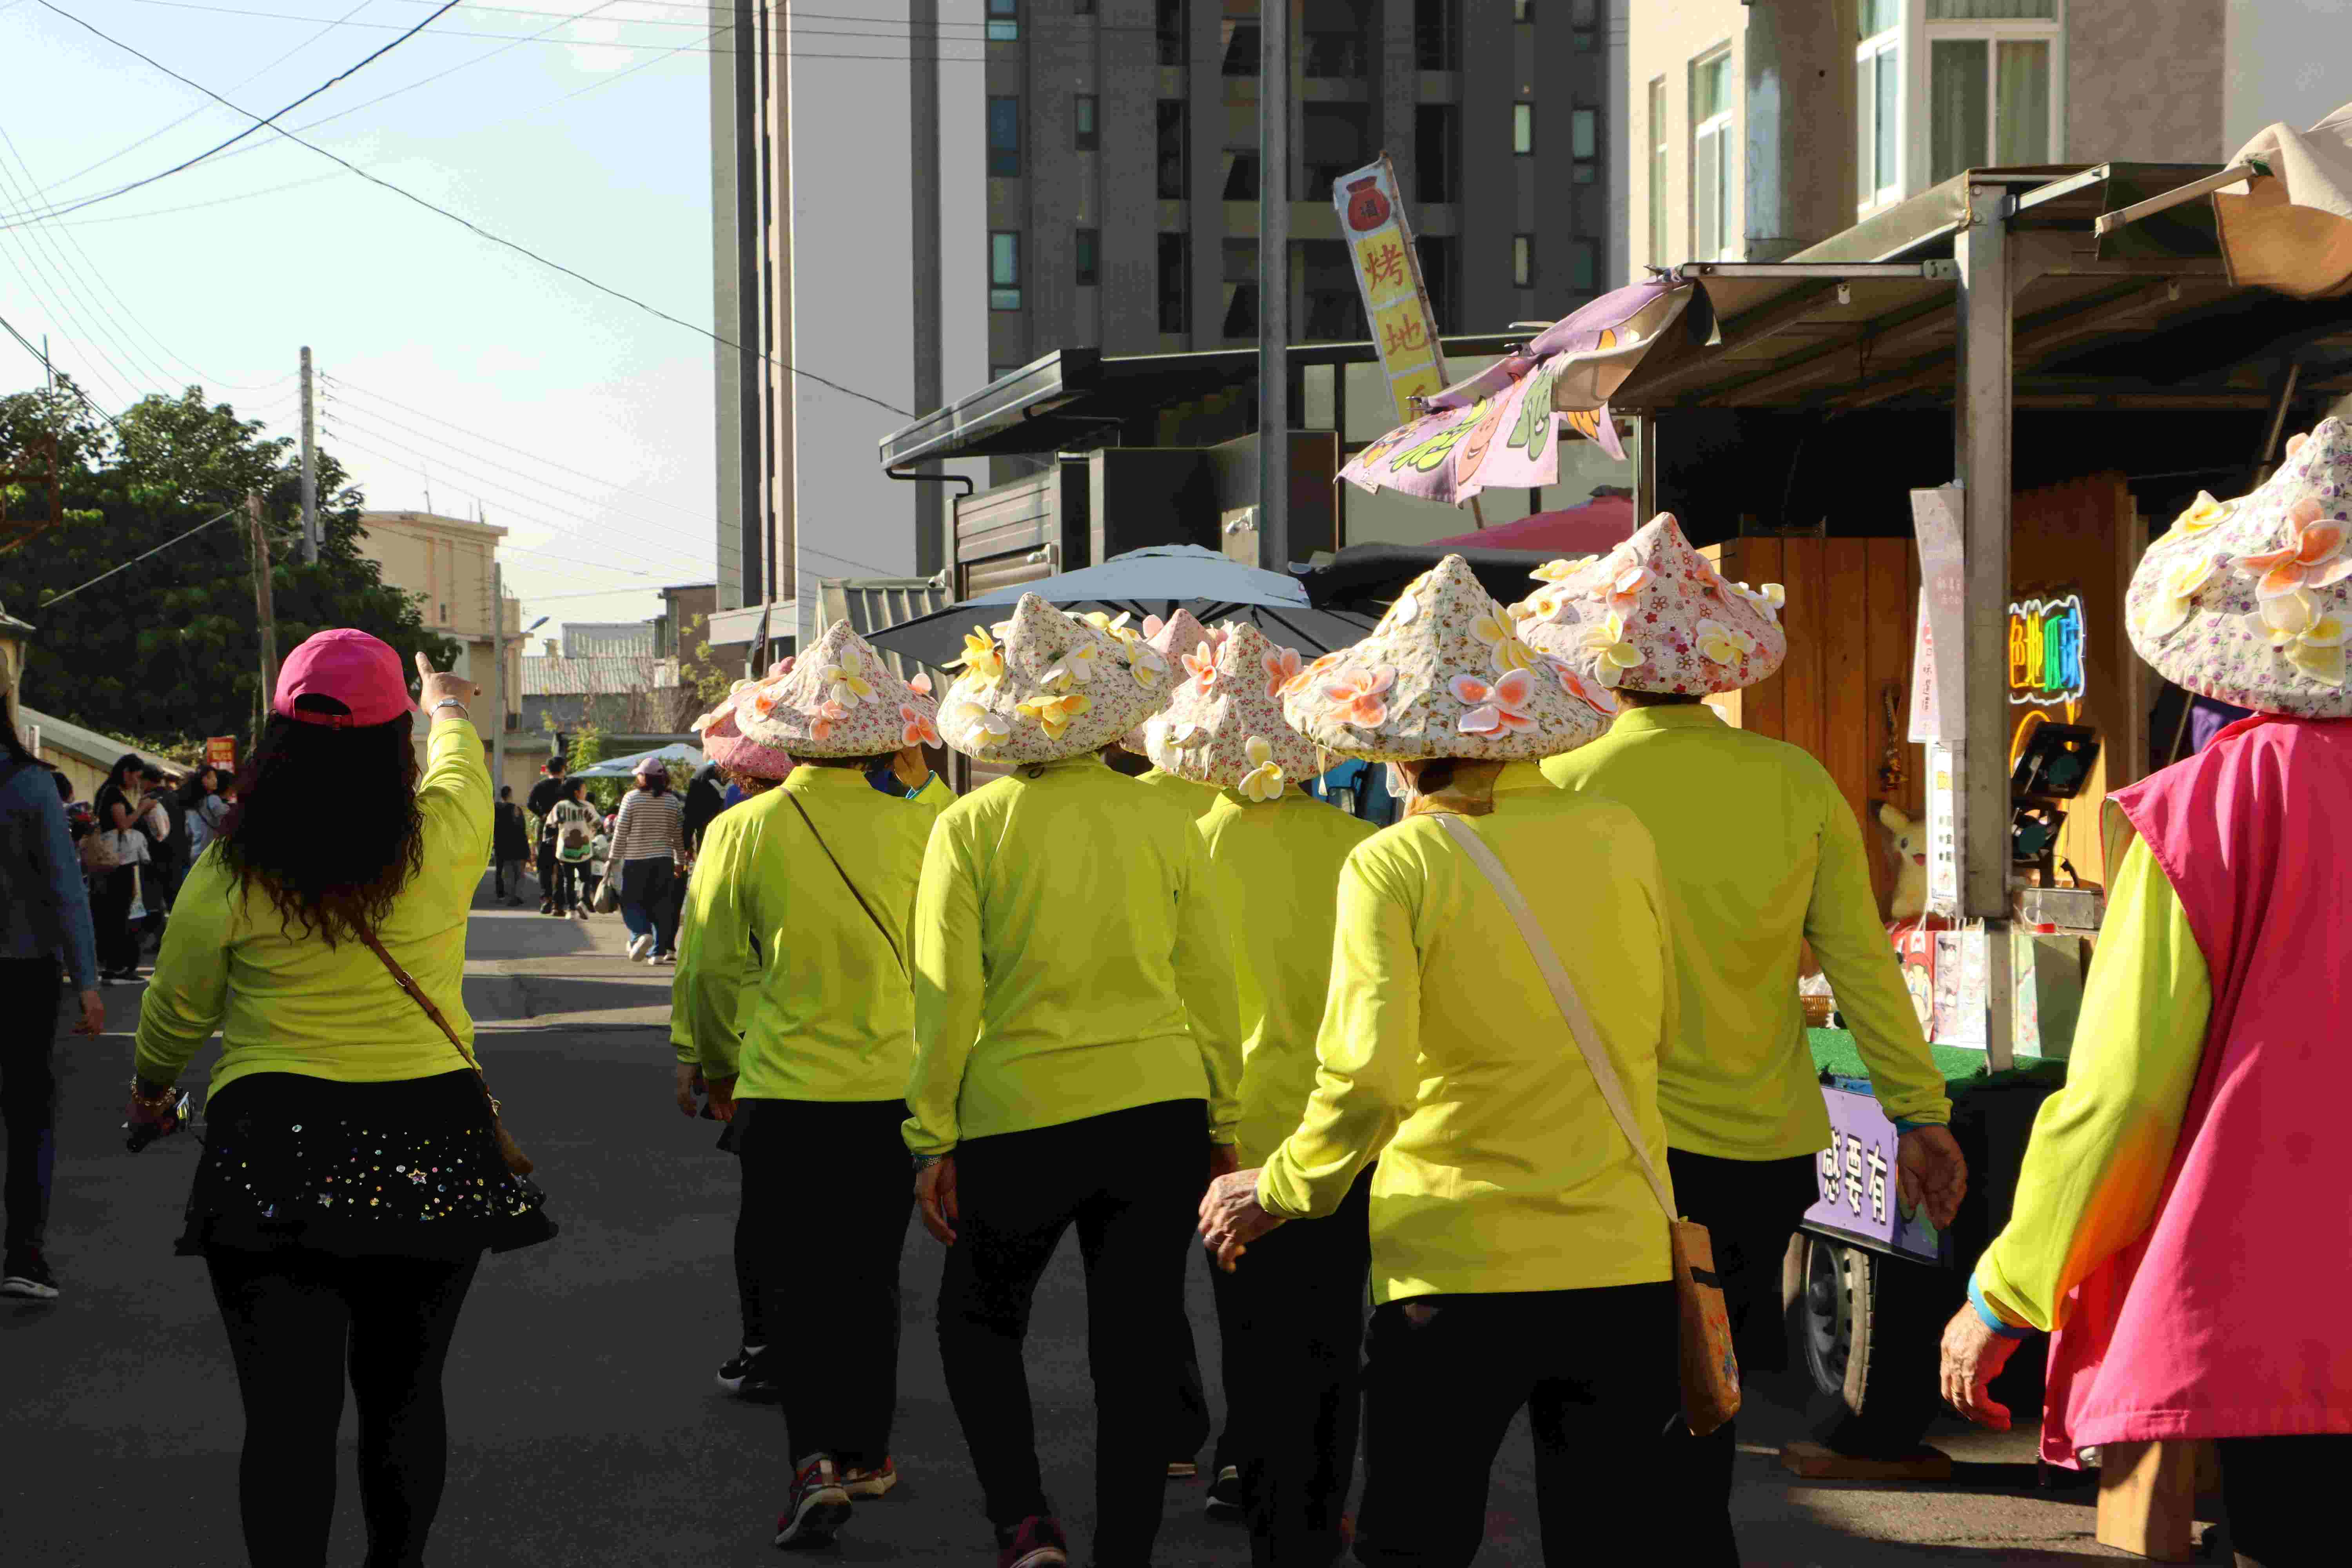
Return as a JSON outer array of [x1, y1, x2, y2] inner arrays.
[[1877, 801, 1929, 922]]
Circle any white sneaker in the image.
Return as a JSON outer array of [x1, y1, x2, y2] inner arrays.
[[656, 951, 677, 965], [627, 933, 653, 960]]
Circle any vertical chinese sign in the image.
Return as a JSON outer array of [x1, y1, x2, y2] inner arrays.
[[1333, 154, 1448, 425], [206, 736, 237, 769]]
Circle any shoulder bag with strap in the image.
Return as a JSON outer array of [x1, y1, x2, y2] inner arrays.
[[352, 924, 535, 1177], [784, 791, 907, 978], [1434, 813, 1740, 1437]]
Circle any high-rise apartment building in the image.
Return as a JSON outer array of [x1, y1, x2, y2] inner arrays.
[[978, 0, 1616, 374]]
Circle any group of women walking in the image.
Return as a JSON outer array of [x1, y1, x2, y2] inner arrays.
[[84, 421, 2352, 1568]]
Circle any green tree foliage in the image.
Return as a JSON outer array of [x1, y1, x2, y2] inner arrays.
[[0, 380, 456, 748]]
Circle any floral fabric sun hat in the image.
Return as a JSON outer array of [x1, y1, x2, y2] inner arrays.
[[2127, 418, 2352, 715], [1512, 511, 1787, 697], [1279, 553, 1612, 763], [936, 592, 1176, 764], [732, 623, 937, 759], [1142, 621, 1320, 797], [694, 660, 798, 779], [1115, 608, 1217, 754]]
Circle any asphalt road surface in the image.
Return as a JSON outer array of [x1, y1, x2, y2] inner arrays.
[[5, 877, 2176, 1565]]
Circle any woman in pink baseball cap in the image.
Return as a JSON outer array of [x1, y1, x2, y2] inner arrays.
[[126, 629, 554, 1568]]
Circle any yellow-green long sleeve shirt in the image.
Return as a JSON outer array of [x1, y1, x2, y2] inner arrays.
[[1135, 765, 1223, 818], [1195, 788, 1376, 1167], [1543, 705, 1949, 1159], [136, 718, 493, 1098], [904, 755, 1243, 1156], [1973, 837, 2210, 1332], [1258, 764, 1677, 1303], [679, 767, 937, 1101]]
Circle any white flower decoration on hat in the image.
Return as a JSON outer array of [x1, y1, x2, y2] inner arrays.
[[1235, 736, 1286, 803]]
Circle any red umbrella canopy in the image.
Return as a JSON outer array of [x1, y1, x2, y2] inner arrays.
[[1432, 493, 1636, 555]]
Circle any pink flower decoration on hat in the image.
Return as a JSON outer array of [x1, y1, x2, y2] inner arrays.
[[1449, 668, 1539, 735], [1181, 641, 1219, 694], [1323, 664, 1396, 729], [1262, 644, 1303, 700], [810, 699, 848, 743], [1545, 657, 1622, 717], [2234, 497, 2352, 601], [902, 704, 941, 748]]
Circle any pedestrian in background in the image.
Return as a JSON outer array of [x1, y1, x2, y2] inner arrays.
[[611, 757, 684, 964], [1200, 557, 1682, 1567], [179, 765, 227, 864], [130, 632, 554, 1568], [526, 755, 568, 915], [679, 626, 947, 1546], [909, 596, 1239, 1568], [548, 779, 599, 921], [89, 753, 146, 982], [492, 784, 530, 906], [681, 756, 726, 856], [0, 716, 104, 1301]]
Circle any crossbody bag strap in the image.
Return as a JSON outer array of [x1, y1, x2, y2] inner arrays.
[[352, 923, 484, 1076], [784, 791, 907, 979], [1434, 814, 1677, 1224]]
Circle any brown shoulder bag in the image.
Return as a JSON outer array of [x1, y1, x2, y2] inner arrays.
[[354, 925, 535, 1177]]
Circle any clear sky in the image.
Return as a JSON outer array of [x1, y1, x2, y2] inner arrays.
[[0, 0, 775, 636]]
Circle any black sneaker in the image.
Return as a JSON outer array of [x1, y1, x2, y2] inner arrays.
[[716, 1343, 779, 1398], [1203, 1465, 1247, 1522], [2, 1249, 58, 1300]]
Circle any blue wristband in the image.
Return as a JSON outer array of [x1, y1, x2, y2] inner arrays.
[[1892, 1118, 1942, 1136], [1967, 1275, 2033, 1339]]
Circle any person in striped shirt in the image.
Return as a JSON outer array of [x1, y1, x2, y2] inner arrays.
[[612, 757, 686, 964]]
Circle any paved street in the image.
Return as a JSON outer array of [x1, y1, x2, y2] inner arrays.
[[7, 879, 2160, 1566]]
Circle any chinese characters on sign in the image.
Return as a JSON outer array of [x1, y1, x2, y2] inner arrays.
[[2007, 592, 2088, 709], [1805, 1087, 1945, 1263], [205, 736, 236, 768], [1334, 153, 1448, 425]]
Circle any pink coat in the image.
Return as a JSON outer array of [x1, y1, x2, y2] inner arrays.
[[2040, 715, 2352, 1462]]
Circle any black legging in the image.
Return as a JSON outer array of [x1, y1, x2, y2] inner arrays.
[[204, 1247, 482, 1568], [90, 865, 138, 974]]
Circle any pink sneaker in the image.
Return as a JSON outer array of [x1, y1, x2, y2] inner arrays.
[[995, 1514, 1069, 1568], [773, 1455, 851, 1548]]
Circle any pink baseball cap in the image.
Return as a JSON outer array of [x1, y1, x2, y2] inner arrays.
[[273, 629, 418, 728]]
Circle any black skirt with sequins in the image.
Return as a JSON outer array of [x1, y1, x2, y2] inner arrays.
[[176, 1069, 557, 1260]]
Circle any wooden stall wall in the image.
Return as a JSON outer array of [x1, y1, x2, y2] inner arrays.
[[1704, 538, 1923, 916]]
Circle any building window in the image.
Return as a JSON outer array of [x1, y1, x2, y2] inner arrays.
[[987, 0, 1018, 44], [1647, 77, 1667, 266], [1155, 0, 1185, 67], [1568, 238, 1598, 292], [1415, 104, 1458, 201], [1571, 0, 1598, 52], [1414, 0, 1458, 71], [1856, 0, 1902, 210], [1571, 106, 1597, 182], [1074, 0, 1094, 12], [1156, 100, 1188, 198], [1075, 94, 1098, 152], [1223, 22, 1260, 75], [1158, 232, 1189, 334], [1225, 151, 1260, 200], [990, 231, 1022, 310], [1512, 234, 1534, 288], [1513, 103, 1535, 156], [1928, 0, 2060, 183], [1691, 48, 1733, 262], [1421, 234, 1456, 329], [988, 96, 1021, 178], [1076, 227, 1099, 287], [1513, 0, 1530, 18]]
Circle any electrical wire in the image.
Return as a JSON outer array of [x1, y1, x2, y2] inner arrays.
[[0, 304, 128, 432], [39, 505, 240, 605]]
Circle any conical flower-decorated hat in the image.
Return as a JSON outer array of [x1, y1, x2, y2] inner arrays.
[[1115, 608, 1216, 754], [1143, 621, 1320, 797], [1279, 554, 1612, 762], [937, 593, 1175, 764], [1513, 512, 1787, 697], [733, 623, 937, 759], [2128, 418, 2352, 715], [694, 661, 798, 779]]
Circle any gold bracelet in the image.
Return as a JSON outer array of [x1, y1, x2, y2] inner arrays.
[[128, 1078, 176, 1109]]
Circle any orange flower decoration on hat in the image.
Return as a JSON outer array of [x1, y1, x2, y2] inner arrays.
[[1324, 665, 1395, 729], [1517, 512, 1786, 697]]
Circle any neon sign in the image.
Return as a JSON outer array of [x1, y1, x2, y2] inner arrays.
[[2007, 593, 2086, 708]]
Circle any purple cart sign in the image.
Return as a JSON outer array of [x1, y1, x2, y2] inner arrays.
[[1802, 1087, 1946, 1263]]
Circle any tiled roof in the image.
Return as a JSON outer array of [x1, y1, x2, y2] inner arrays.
[[521, 655, 676, 697], [563, 622, 656, 657]]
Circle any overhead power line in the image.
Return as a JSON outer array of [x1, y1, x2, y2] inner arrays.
[[40, 506, 240, 606], [28, 2, 916, 422], [0, 306, 128, 432]]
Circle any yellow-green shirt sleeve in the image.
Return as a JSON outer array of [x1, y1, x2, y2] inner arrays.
[[1973, 838, 2210, 1332], [681, 814, 755, 1081], [136, 848, 233, 1085], [1172, 824, 1244, 1143], [1258, 849, 1416, 1218], [418, 718, 493, 877], [1805, 777, 1949, 1128], [905, 813, 982, 1158]]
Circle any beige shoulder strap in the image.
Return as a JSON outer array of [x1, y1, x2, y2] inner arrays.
[[1434, 813, 1676, 1223]]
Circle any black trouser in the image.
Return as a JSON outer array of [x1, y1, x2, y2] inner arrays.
[[1210, 1165, 1373, 1567], [494, 857, 524, 899], [2219, 1435, 2352, 1568], [736, 1097, 913, 1466], [1354, 1282, 1683, 1568], [91, 866, 137, 973], [553, 860, 590, 914], [0, 957, 63, 1258], [204, 1246, 482, 1568], [617, 858, 678, 953], [937, 1099, 1208, 1567], [535, 833, 557, 906]]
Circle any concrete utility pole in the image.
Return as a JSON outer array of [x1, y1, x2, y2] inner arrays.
[[909, 0, 945, 578], [248, 495, 279, 721], [299, 346, 318, 564], [490, 560, 508, 798], [1256, 0, 1290, 571]]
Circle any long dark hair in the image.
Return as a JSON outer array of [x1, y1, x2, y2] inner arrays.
[[103, 751, 143, 800], [175, 764, 220, 812], [1, 713, 38, 773], [218, 702, 423, 947]]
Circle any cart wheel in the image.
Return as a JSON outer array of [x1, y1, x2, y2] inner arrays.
[[1790, 1233, 1953, 1457]]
